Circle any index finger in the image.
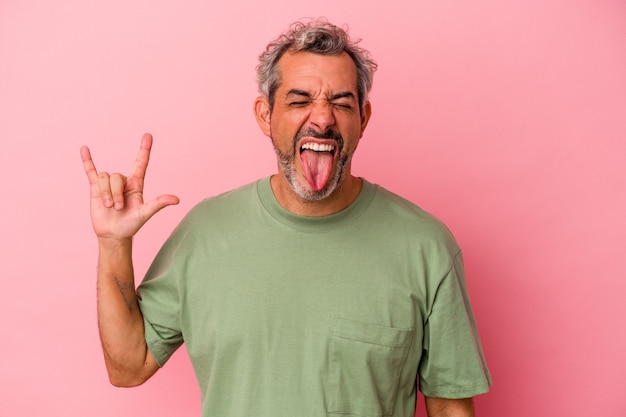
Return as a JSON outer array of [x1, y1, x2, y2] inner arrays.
[[129, 133, 154, 181], [80, 145, 99, 186]]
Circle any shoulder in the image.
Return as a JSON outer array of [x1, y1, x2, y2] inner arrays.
[[183, 179, 261, 220], [167, 179, 264, 242], [364, 180, 460, 254]]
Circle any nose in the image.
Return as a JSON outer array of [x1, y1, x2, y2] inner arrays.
[[308, 100, 335, 133]]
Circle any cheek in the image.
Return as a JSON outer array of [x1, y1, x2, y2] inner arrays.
[[339, 120, 364, 147], [343, 138, 361, 156], [271, 112, 307, 137]]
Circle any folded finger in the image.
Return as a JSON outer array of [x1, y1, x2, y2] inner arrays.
[[110, 173, 127, 210], [97, 171, 114, 208]]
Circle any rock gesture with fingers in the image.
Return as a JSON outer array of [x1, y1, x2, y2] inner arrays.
[[80, 133, 177, 386], [81, 133, 180, 241]]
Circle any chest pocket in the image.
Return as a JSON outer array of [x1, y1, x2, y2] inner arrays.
[[325, 318, 414, 417]]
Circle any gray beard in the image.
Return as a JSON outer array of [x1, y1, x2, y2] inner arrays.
[[272, 140, 351, 202]]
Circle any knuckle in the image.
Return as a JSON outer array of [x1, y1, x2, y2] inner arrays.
[[110, 173, 126, 183]]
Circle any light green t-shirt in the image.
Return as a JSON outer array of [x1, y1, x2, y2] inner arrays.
[[138, 177, 491, 417]]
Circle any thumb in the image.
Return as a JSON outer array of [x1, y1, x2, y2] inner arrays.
[[142, 194, 180, 221]]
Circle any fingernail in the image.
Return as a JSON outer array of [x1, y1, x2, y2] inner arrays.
[[114, 202, 123, 210]]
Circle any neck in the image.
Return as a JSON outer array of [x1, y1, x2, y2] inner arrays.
[[270, 174, 363, 217]]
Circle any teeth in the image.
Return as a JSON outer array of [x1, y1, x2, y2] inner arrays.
[[301, 143, 335, 152]]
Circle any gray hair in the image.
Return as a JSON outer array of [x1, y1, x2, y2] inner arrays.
[[256, 18, 377, 113]]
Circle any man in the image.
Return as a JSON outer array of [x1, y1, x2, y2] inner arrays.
[[81, 19, 491, 417]]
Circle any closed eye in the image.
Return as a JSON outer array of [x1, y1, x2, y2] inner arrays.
[[288, 100, 312, 107], [330, 92, 356, 111]]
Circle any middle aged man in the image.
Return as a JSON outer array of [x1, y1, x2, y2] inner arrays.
[[82, 19, 491, 417]]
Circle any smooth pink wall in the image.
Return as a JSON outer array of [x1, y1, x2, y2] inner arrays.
[[1, 1, 624, 416]]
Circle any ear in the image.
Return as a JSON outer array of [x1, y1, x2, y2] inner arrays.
[[254, 96, 272, 137], [359, 101, 372, 138]]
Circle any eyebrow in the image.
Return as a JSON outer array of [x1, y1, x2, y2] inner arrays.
[[329, 91, 356, 101], [285, 89, 311, 98], [285, 89, 356, 101]]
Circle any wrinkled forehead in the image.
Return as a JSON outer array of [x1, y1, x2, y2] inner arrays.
[[276, 51, 359, 96]]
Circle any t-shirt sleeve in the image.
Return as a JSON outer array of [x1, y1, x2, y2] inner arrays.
[[418, 251, 492, 398], [136, 226, 188, 367]]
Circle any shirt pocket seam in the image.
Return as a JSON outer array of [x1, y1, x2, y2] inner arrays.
[[325, 318, 415, 417]]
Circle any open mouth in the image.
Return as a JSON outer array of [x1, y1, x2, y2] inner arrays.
[[299, 141, 337, 191], [300, 142, 336, 154]]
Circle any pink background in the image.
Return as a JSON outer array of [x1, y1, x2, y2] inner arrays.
[[1, 0, 625, 416]]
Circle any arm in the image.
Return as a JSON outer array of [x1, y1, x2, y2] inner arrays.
[[425, 396, 474, 417], [97, 235, 158, 386], [81, 133, 179, 386]]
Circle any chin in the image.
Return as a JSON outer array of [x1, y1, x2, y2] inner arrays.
[[275, 142, 351, 203], [294, 184, 335, 202], [291, 166, 345, 202]]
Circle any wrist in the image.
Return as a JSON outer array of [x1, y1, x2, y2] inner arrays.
[[98, 236, 133, 252]]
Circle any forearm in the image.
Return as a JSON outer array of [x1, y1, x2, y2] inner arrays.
[[97, 237, 155, 386], [82, 136, 174, 386], [425, 397, 474, 417]]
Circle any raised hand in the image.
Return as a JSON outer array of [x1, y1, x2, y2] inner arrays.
[[81, 133, 180, 240]]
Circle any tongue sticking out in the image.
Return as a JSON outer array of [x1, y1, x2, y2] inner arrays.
[[300, 149, 334, 191]]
